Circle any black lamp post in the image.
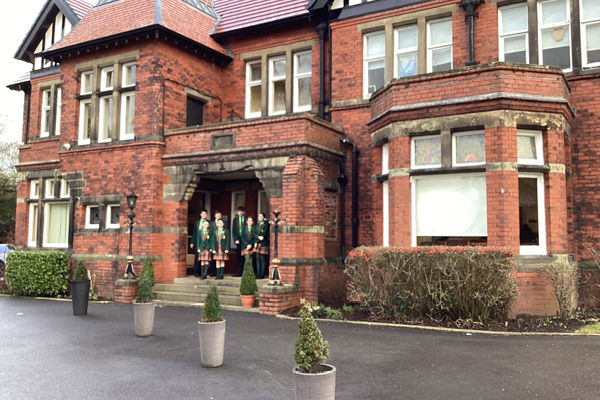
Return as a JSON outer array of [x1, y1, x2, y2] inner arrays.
[[268, 210, 285, 286], [124, 190, 138, 279]]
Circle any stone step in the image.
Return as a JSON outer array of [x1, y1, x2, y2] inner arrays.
[[154, 283, 242, 296], [154, 299, 260, 313], [154, 291, 259, 307]]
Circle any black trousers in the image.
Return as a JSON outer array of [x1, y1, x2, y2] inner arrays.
[[236, 242, 244, 275], [209, 260, 216, 276], [193, 251, 202, 277]]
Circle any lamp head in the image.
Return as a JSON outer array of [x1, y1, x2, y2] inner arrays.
[[126, 191, 138, 210]]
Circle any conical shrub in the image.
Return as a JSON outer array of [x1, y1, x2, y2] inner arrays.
[[140, 255, 155, 286], [74, 261, 89, 281], [135, 275, 154, 303], [202, 285, 223, 323], [294, 298, 329, 373], [239, 255, 258, 296]]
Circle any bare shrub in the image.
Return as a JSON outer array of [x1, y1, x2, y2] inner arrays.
[[318, 264, 347, 306], [544, 260, 580, 321], [345, 246, 518, 323]]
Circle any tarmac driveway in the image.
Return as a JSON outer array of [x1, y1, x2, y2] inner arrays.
[[1, 297, 599, 400]]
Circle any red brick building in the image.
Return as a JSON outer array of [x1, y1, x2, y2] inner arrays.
[[8, 0, 600, 315]]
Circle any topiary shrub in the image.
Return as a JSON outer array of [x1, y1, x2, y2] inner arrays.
[[74, 261, 89, 281], [140, 255, 155, 287], [294, 298, 329, 374], [135, 275, 154, 303], [346, 246, 518, 323], [239, 255, 258, 296], [202, 285, 223, 323], [5, 251, 70, 297]]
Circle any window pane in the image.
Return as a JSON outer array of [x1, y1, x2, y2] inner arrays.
[[43, 90, 51, 107], [104, 70, 114, 89], [582, 0, 600, 20], [47, 203, 69, 245], [397, 26, 418, 50], [250, 85, 261, 114], [273, 59, 286, 78], [586, 22, 600, 64], [31, 205, 38, 243], [89, 206, 100, 225], [541, 0, 567, 25], [186, 97, 204, 126], [367, 59, 385, 94], [100, 97, 113, 139], [83, 102, 92, 139], [429, 20, 452, 46], [397, 52, 418, 77], [43, 109, 51, 134], [431, 47, 452, 72], [250, 63, 261, 82], [367, 33, 385, 57], [124, 65, 136, 86], [517, 135, 537, 160], [56, 88, 62, 136], [455, 134, 485, 164], [501, 5, 527, 34], [298, 76, 311, 108], [414, 137, 441, 167], [297, 53, 311, 75], [504, 35, 527, 63], [541, 28, 571, 69], [110, 207, 120, 225], [126, 95, 135, 133], [82, 73, 92, 93], [273, 80, 286, 113]]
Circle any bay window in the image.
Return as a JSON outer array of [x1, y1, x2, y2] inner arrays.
[[411, 135, 442, 169], [27, 178, 71, 249], [44, 202, 69, 248], [427, 18, 453, 73], [581, 0, 600, 67], [538, 0, 572, 71], [452, 131, 486, 167], [293, 51, 312, 112], [517, 130, 544, 165], [395, 25, 419, 78], [364, 31, 385, 98], [269, 56, 287, 115], [499, 4, 529, 63]]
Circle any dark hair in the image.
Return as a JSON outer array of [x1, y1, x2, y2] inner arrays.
[[246, 216, 254, 222], [259, 212, 267, 219], [237, 206, 245, 212], [214, 210, 221, 214], [201, 209, 208, 213]]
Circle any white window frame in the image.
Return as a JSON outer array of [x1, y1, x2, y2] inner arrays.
[[245, 60, 262, 119], [55, 87, 62, 136], [382, 143, 389, 174], [43, 202, 70, 248], [538, 0, 572, 72], [269, 56, 287, 116], [411, 135, 442, 169], [427, 18, 453, 73], [78, 98, 92, 145], [101, 66, 114, 91], [363, 31, 386, 99], [98, 95, 113, 143], [30, 181, 39, 199], [85, 205, 100, 229], [120, 92, 135, 140], [293, 51, 312, 113], [80, 71, 93, 95], [41, 89, 51, 137], [580, 0, 600, 68], [383, 180, 389, 247], [452, 131, 486, 167], [45, 179, 55, 199], [517, 129, 544, 165], [106, 205, 121, 229], [60, 179, 70, 198], [28, 203, 38, 247], [121, 62, 136, 88], [394, 24, 419, 78], [498, 3, 529, 63], [518, 172, 547, 255]]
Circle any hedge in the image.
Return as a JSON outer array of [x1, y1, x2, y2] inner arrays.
[[345, 246, 518, 323], [5, 251, 70, 297]]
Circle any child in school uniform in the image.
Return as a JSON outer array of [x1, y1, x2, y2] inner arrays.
[[190, 209, 209, 278], [241, 216, 257, 275], [196, 219, 214, 280], [253, 212, 270, 279], [212, 219, 229, 280]]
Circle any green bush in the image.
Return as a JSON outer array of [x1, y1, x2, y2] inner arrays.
[[294, 299, 329, 373], [135, 275, 154, 303], [346, 246, 518, 323], [5, 251, 70, 297], [239, 255, 257, 296], [140, 255, 155, 287], [202, 285, 223, 323], [74, 261, 89, 281]]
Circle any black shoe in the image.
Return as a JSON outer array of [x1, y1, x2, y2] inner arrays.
[[194, 274, 200, 278], [200, 276, 205, 280], [232, 273, 242, 277]]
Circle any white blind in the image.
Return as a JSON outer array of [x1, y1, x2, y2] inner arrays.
[[46, 203, 69, 245], [415, 175, 487, 237]]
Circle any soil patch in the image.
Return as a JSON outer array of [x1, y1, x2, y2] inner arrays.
[[281, 303, 600, 333]]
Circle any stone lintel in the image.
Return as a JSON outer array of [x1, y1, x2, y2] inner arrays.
[[259, 284, 298, 295]]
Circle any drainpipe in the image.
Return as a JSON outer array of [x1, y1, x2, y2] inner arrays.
[[340, 138, 359, 249], [316, 20, 328, 119], [327, 20, 332, 121], [338, 162, 348, 262], [459, 0, 485, 66]]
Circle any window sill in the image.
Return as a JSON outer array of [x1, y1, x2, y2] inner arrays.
[[410, 166, 486, 176]]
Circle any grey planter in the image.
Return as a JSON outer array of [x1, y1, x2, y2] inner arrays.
[[198, 320, 226, 367], [133, 301, 155, 337], [71, 280, 90, 316], [293, 364, 336, 400]]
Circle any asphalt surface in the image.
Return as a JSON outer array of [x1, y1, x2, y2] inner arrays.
[[1, 298, 599, 400]]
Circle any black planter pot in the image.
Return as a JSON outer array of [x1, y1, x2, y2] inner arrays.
[[71, 280, 90, 316]]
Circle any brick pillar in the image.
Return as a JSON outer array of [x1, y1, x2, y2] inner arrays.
[[114, 278, 139, 303], [158, 201, 188, 284], [485, 127, 519, 251], [544, 129, 568, 254], [388, 136, 411, 246]]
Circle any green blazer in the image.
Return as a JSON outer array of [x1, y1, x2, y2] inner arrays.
[[196, 228, 215, 251], [254, 221, 270, 247], [232, 215, 245, 242], [240, 224, 256, 250], [191, 218, 209, 248], [215, 227, 229, 252]]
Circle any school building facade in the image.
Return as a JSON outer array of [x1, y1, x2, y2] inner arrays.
[[9, 0, 600, 315]]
